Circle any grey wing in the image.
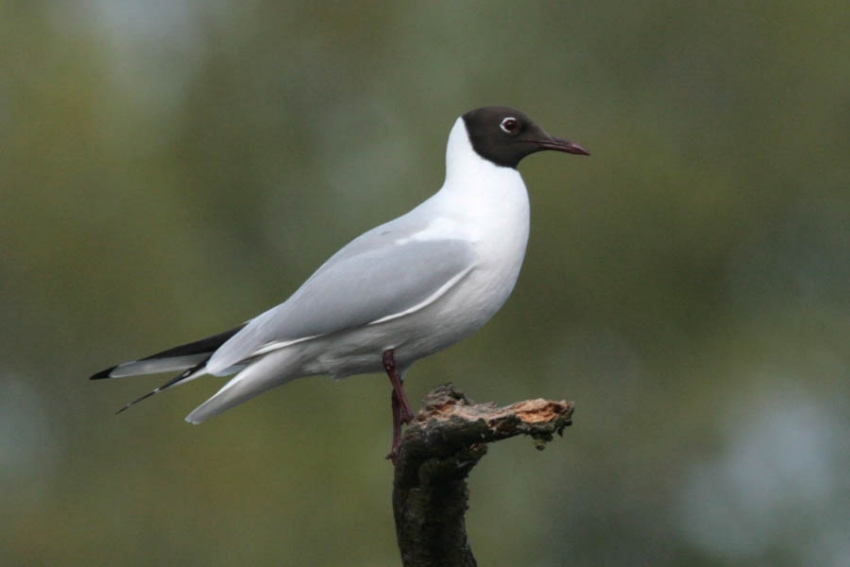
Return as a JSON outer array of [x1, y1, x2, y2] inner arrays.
[[205, 235, 475, 375]]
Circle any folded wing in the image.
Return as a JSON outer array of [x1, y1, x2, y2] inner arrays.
[[206, 236, 476, 375]]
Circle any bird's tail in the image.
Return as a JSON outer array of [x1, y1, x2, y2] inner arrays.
[[185, 347, 304, 424], [90, 324, 246, 413]]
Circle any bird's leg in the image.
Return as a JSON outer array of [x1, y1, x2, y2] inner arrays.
[[383, 349, 414, 423], [383, 349, 414, 463], [389, 390, 403, 464]]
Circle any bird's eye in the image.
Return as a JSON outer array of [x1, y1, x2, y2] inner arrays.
[[500, 117, 519, 134]]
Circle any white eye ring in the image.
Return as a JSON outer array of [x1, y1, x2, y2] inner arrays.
[[500, 117, 519, 134]]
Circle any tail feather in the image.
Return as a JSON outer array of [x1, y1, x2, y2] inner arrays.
[[90, 324, 246, 380], [185, 348, 302, 424], [92, 355, 208, 380], [92, 323, 248, 414]]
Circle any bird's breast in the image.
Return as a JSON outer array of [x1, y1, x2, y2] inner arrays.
[[308, 168, 533, 377], [428, 171, 531, 335]]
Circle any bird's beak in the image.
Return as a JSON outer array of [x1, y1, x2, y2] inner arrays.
[[535, 136, 590, 156]]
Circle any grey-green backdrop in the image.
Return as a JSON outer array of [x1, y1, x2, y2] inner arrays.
[[3, 2, 849, 565]]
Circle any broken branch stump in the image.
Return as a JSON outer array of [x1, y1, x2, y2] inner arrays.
[[392, 383, 574, 567]]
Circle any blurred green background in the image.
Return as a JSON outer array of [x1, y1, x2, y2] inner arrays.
[[3, 1, 850, 565]]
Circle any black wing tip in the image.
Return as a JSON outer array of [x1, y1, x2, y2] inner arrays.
[[90, 323, 245, 382], [91, 366, 118, 380]]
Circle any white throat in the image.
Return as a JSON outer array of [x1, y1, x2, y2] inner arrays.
[[422, 118, 531, 297], [444, 118, 516, 188], [437, 118, 530, 227]]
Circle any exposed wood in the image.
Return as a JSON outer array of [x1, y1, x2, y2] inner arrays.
[[392, 384, 574, 567]]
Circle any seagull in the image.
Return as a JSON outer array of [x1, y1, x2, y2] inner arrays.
[[91, 106, 589, 461]]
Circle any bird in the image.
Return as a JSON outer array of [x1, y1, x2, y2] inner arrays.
[[91, 106, 589, 461]]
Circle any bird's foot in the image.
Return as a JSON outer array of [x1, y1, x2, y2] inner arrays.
[[388, 389, 409, 465], [386, 447, 399, 465]]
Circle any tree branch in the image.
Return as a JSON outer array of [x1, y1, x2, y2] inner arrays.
[[392, 384, 574, 567]]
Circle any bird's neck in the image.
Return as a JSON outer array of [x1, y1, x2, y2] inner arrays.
[[440, 118, 528, 205], [427, 119, 530, 254]]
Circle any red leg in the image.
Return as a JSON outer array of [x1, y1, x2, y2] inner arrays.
[[388, 390, 403, 464], [383, 349, 414, 463], [382, 349, 414, 423]]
